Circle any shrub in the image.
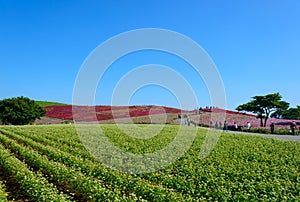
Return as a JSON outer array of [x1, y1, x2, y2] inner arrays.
[[0, 96, 46, 125]]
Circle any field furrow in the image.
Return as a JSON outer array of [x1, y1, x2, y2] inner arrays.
[[0, 142, 72, 201], [0, 179, 7, 202], [0, 128, 190, 202], [3, 127, 94, 161], [0, 125, 299, 201], [0, 132, 135, 202]]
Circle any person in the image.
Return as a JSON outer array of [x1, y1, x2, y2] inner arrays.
[[234, 122, 238, 131], [270, 123, 275, 134], [246, 122, 251, 132], [215, 121, 219, 129], [223, 121, 228, 132], [290, 120, 297, 135], [177, 114, 181, 124]]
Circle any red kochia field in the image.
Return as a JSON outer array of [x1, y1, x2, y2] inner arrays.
[[44, 105, 298, 132], [45, 105, 190, 121]]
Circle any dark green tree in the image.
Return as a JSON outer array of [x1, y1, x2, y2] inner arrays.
[[236, 93, 289, 127], [0, 96, 46, 125], [272, 106, 300, 120]]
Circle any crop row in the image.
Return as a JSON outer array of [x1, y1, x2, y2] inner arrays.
[[17, 129, 95, 161], [0, 126, 94, 170], [1, 125, 299, 201], [9, 126, 90, 157], [140, 133, 300, 201], [0, 142, 72, 201], [0, 179, 7, 202], [0, 131, 134, 201], [0, 128, 189, 201]]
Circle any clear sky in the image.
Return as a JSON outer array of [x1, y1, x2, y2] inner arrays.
[[1, 0, 299, 110]]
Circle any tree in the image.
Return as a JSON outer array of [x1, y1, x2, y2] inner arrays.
[[272, 106, 300, 120], [0, 96, 46, 125], [236, 93, 289, 127]]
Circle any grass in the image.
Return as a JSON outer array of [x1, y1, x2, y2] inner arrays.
[[35, 101, 70, 107]]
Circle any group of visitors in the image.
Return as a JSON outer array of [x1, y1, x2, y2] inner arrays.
[[233, 121, 251, 132], [209, 121, 223, 129], [270, 120, 299, 135], [214, 120, 300, 136], [210, 121, 251, 132], [178, 114, 196, 127], [180, 113, 299, 135]]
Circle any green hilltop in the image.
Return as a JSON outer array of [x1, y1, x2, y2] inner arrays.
[[35, 101, 70, 107]]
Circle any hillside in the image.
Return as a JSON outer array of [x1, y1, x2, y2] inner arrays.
[[36, 104, 193, 124], [35, 103, 299, 133], [35, 101, 70, 107]]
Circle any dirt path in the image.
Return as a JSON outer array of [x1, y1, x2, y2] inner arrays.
[[198, 127, 300, 141], [223, 129, 300, 141]]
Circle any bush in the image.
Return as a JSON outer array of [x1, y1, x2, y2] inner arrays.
[[249, 128, 270, 134], [275, 128, 290, 135], [0, 96, 46, 125]]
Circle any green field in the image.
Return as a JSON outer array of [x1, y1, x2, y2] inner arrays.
[[35, 101, 70, 107], [0, 124, 299, 201]]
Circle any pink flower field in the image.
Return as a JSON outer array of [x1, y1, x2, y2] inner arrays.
[[45, 105, 191, 122], [44, 105, 299, 132]]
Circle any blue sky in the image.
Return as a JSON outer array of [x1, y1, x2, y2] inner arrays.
[[0, 0, 299, 110]]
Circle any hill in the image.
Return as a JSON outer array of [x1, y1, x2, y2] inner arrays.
[[40, 105, 191, 124], [35, 102, 298, 132], [35, 101, 70, 107]]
